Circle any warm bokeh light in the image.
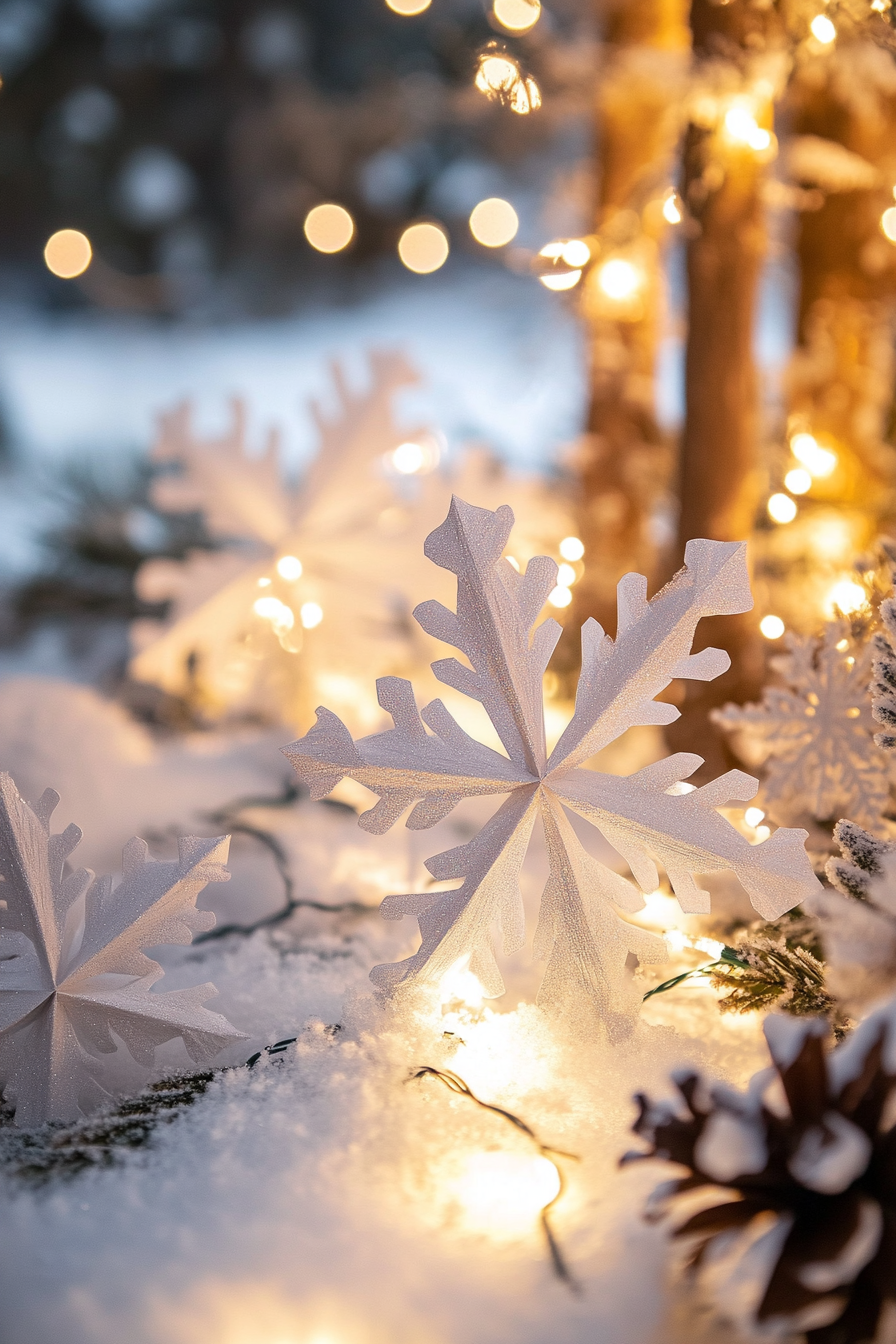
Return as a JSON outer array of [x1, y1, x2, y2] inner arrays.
[[300, 601, 324, 629], [881, 207, 896, 243], [474, 53, 541, 114], [745, 806, 766, 827], [827, 580, 867, 616], [810, 13, 836, 42], [253, 596, 295, 631], [492, 0, 541, 33], [536, 240, 589, 290], [559, 535, 585, 561], [540, 270, 581, 291], [556, 563, 577, 587], [662, 191, 682, 224], [303, 203, 354, 253], [276, 555, 303, 581], [453, 1152, 560, 1234], [548, 585, 572, 608], [385, 0, 431, 13], [391, 441, 425, 473], [760, 615, 786, 639], [398, 222, 449, 273], [790, 432, 837, 477], [768, 493, 797, 524], [596, 258, 641, 301], [722, 105, 772, 153], [44, 228, 92, 278], [784, 468, 812, 495], [469, 197, 519, 247]]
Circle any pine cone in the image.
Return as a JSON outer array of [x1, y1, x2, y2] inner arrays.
[[623, 1003, 896, 1342]]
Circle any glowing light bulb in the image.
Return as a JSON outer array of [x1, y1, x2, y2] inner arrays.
[[539, 269, 581, 291], [836, 638, 849, 651], [469, 197, 519, 248], [536, 240, 587, 290], [827, 580, 866, 616], [454, 1152, 561, 1233], [398, 222, 449, 273], [724, 106, 758, 143], [385, 0, 431, 12], [597, 258, 641, 301], [253, 596, 295, 631], [303, 203, 354, 254], [559, 536, 585, 561], [391, 441, 425, 473], [662, 191, 682, 224], [474, 53, 541, 114], [492, 0, 541, 32], [784, 468, 812, 494], [790, 432, 837, 477], [760, 614, 786, 640], [44, 228, 92, 278], [276, 555, 303, 581], [881, 206, 896, 243], [548, 585, 572, 608], [810, 13, 836, 42], [768, 493, 797, 524], [556, 563, 577, 587], [745, 806, 765, 827], [300, 601, 324, 629]]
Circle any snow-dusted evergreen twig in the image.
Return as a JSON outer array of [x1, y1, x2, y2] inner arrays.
[[284, 497, 821, 1036], [0, 773, 246, 1126]]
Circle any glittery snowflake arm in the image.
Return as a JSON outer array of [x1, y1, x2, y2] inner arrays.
[[412, 495, 561, 775], [547, 540, 751, 774], [552, 755, 822, 920], [283, 676, 534, 834]]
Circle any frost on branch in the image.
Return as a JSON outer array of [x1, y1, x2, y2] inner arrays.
[[283, 498, 821, 1037], [712, 622, 893, 833], [0, 773, 246, 1126], [811, 819, 896, 1012]]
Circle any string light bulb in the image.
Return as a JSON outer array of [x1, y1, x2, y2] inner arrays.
[[556, 563, 577, 587], [454, 1152, 561, 1235], [662, 191, 682, 224], [790, 432, 837, 477], [536, 240, 588, 291], [44, 229, 92, 278], [559, 536, 584, 560], [596, 258, 641, 302], [492, 0, 541, 33], [760, 615, 786, 639], [469, 197, 519, 247], [385, 0, 431, 12], [745, 807, 766, 827], [276, 555, 303, 581], [768, 493, 797, 524], [810, 13, 837, 42], [784, 468, 811, 494], [397, 222, 449, 273], [474, 51, 541, 114], [300, 602, 324, 629], [303, 204, 354, 254], [827, 580, 866, 616], [548, 585, 572, 608]]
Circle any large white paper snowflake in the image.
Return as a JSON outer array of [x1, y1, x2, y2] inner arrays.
[[283, 498, 821, 1036], [0, 773, 246, 1126], [712, 622, 893, 832]]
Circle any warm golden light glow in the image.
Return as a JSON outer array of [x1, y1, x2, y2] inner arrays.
[[722, 105, 770, 153], [469, 197, 519, 247], [303, 203, 355, 254], [548, 585, 572, 608], [596, 257, 641, 301], [44, 228, 92, 278], [539, 269, 581, 291], [453, 1152, 561, 1233], [784, 468, 811, 495], [385, 0, 431, 13], [391, 442, 425, 474], [881, 207, 896, 243], [398, 222, 449, 273], [276, 555, 303, 581], [300, 601, 324, 629], [254, 596, 295, 631], [790, 432, 837, 477], [492, 0, 541, 33], [768, 493, 797, 524], [662, 190, 682, 224], [440, 957, 486, 1014], [810, 13, 837, 42], [556, 563, 576, 587], [536, 240, 588, 290], [745, 806, 765, 827], [474, 53, 541, 114], [559, 535, 585, 561], [827, 580, 867, 616], [760, 614, 786, 640]]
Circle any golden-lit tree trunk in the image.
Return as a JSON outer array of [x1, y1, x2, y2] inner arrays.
[[665, 0, 782, 772], [565, 0, 689, 648]]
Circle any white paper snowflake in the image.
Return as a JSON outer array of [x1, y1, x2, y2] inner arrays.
[[0, 773, 246, 1126], [712, 622, 893, 832], [283, 498, 821, 1036]]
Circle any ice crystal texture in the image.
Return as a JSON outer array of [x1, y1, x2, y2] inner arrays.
[[0, 773, 246, 1125], [713, 623, 892, 831], [284, 498, 821, 1036]]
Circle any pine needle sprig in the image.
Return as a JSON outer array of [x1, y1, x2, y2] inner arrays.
[[708, 935, 836, 1020]]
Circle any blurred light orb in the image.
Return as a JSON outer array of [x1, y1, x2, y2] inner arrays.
[[300, 601, 324, 629], [662, 191, 682, 224], [454, 1152, 561, 1233], [548, 585, 572, 608], [760, 615, 786, 640], [398, 222, 449, 273], [790, 432, 837, 477], [385, 0, 431, 12], [276, 555, 303, 581], [253, 596, 295, 630], [559, 536, 585, 561], [768, 493, 797, 524], [474, 53, 541, 115], [492, 0, 541, 33], [722, 105, 772, 153], [117, 146, 196, 228], [561, 239, 591, 268], [827, 580, 866, 615], [556, 563, 577, 587], [597, 258, 641, 301], [44, 229, 92, 278], [784, 468, 812, 495], [881, 207, 896, 243], [304, 203, 354, 253], [745, 806, 766, 826], [61, 85, 119, 144], [810, 13, 836, 42], [469, 197, 519, 247], [392, 441, 425, 473]]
